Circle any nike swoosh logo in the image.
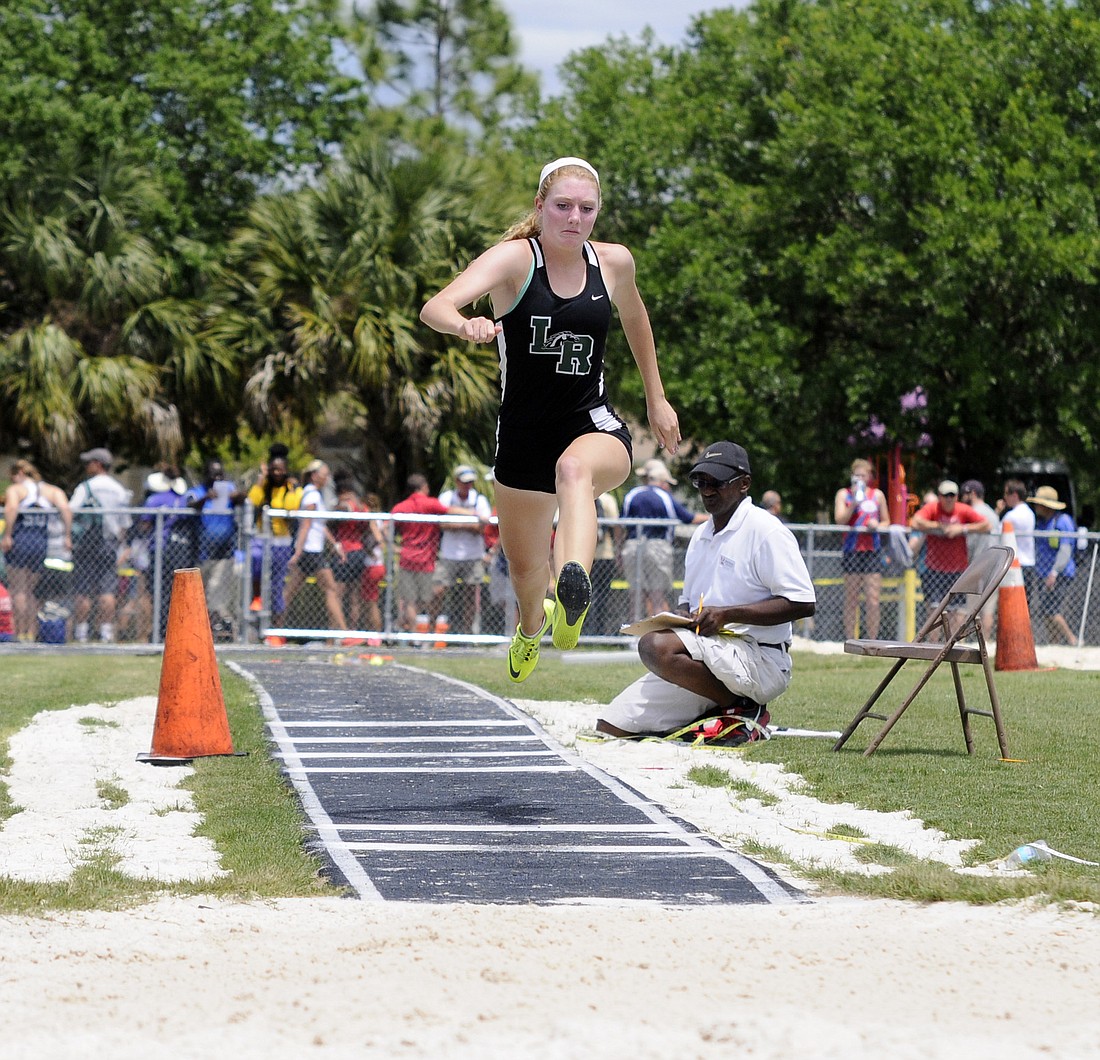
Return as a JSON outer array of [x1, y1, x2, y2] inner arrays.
[[591, 294, 605, 301], [508, 661, 522, 679]]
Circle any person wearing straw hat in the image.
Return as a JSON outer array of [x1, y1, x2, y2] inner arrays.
[[420, 156, 680, 682], [1028, 485, 1078, 646]]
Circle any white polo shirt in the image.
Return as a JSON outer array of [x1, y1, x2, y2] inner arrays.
[[438, 487, 491, 561], [1003, 501, 1035, 568], [680, 500, 816, 644]]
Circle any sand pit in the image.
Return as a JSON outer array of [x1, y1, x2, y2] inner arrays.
[[1, 655, 1099, 1057]]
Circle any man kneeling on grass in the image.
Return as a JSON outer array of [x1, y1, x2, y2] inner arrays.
[[597, 441, 816, 746]]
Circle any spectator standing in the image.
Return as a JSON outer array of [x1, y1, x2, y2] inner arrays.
[[361, 492, 387, 641], [909, 480, 990, 632], [433, 466, 492, 634], [246, 452, 302, 640], [835, 458, 891, 640], [621, 464, 705, 618], [187, 459, 241, 638], [117, 515, 153, 643], [1029, 486, 1078, 646], [143, 468, 192, 638], [999, 479, 1036, 604], [286, 460, 347, 639], [330, 472, 384, 636], [69, 448, 132, 643], [2, 460, 72, 641], [591, 490, 621, 634], [959, 479, 1001, 639], [761, 490, 783, 519], [392, 474, 450, 637]]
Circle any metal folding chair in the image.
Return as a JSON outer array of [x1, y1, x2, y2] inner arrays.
[[833, 545, 1013, 757]]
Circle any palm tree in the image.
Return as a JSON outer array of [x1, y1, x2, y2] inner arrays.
[[0, 157, 238, 476], [213, 137, 517, 500]]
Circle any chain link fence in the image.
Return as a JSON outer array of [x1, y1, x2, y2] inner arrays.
[[4, 505, 1097, 651]]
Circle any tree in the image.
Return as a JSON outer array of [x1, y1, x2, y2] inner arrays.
[[0, 157, 239, 476], [523, 0, 1100, 516], [210, 138, 521, 500], [350, 0, 538, 138], [0, 0, 360, 237]]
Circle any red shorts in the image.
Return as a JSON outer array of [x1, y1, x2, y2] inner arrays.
[[361, 563, 385, 601]]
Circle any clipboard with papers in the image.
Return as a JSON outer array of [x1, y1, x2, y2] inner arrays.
[[618, 612, 696, 637], [619, 612, 751, 638]]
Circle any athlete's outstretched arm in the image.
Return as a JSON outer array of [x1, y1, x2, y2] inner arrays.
[[602, 243, 680, 455]]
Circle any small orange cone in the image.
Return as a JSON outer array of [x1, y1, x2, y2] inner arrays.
[[995, 520, 1040, 672], [138, 568, 244, 765]]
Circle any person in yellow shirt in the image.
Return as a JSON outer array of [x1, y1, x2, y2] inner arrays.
[[247, 453, 302, 632]]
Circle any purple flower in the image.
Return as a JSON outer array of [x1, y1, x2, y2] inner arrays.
[[900, 387, 927, 412]]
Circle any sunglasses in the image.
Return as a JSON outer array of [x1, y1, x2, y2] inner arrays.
[[689, 471, 748, 491]]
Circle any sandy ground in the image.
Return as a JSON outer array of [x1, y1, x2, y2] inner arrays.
[[2, 643, 1099, 1058]]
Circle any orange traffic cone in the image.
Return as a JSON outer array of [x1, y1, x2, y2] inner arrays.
[[138, 568, 244, 765], [433, 614, 450, 649], [995, 520, 1040, 672]]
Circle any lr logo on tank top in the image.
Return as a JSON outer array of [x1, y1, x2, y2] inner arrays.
[[528, 316, 594, 375]]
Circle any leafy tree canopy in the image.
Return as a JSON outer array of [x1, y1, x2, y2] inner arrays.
[[523, 0, 1100, 517], [0, 0, 361, 237], [350, 0, 539, 139], [210, 134, 524, 501]]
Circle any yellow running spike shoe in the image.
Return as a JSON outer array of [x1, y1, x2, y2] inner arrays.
[[507, 599, 554, 682], [551, 561, 591, 650]]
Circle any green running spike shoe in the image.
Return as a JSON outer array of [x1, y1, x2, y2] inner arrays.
[[551, 561, 591, 650], [507, 599, 554, 682]]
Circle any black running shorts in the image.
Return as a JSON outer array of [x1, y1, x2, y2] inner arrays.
[[494, 413, 632, 495]]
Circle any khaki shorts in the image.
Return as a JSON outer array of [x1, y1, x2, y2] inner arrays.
[[398, 568, 434, 609], [599, 631, 791, 735], [620, 538, 675, 594]]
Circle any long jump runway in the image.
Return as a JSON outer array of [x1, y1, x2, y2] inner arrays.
[[232, 659, 803, 907]]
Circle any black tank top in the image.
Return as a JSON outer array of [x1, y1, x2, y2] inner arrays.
[[495, 238, 612, 431]]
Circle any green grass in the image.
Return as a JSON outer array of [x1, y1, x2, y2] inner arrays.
[[3, 649, 1100, 911], [686, 764, 734, 788], [0, 656, 336, 914], [96, 778, 130, 809], [416, 650, 1100, 905], [685, 764, 779, 806]]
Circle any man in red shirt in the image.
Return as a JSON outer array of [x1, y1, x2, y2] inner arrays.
[[391, 473, 483, 636], [909, 479, 991, 613], [392, 474, 448, 634]]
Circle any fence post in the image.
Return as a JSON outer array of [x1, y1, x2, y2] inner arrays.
[[383, 516, 397, 637], [903, 566, 918, 641], [259, 508, 272, 637], [1077, 540, 1098, 647], [150, 510, 165, 643]]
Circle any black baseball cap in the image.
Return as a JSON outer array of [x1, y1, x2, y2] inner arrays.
[[689, 441, 752, 481]]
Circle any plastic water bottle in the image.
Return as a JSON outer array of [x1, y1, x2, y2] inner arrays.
[[851, 476, 866, 503], [1000, 840, 1052, 868]]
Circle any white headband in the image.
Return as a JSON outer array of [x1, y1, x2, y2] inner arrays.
[[538, 156, 600, 191]]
